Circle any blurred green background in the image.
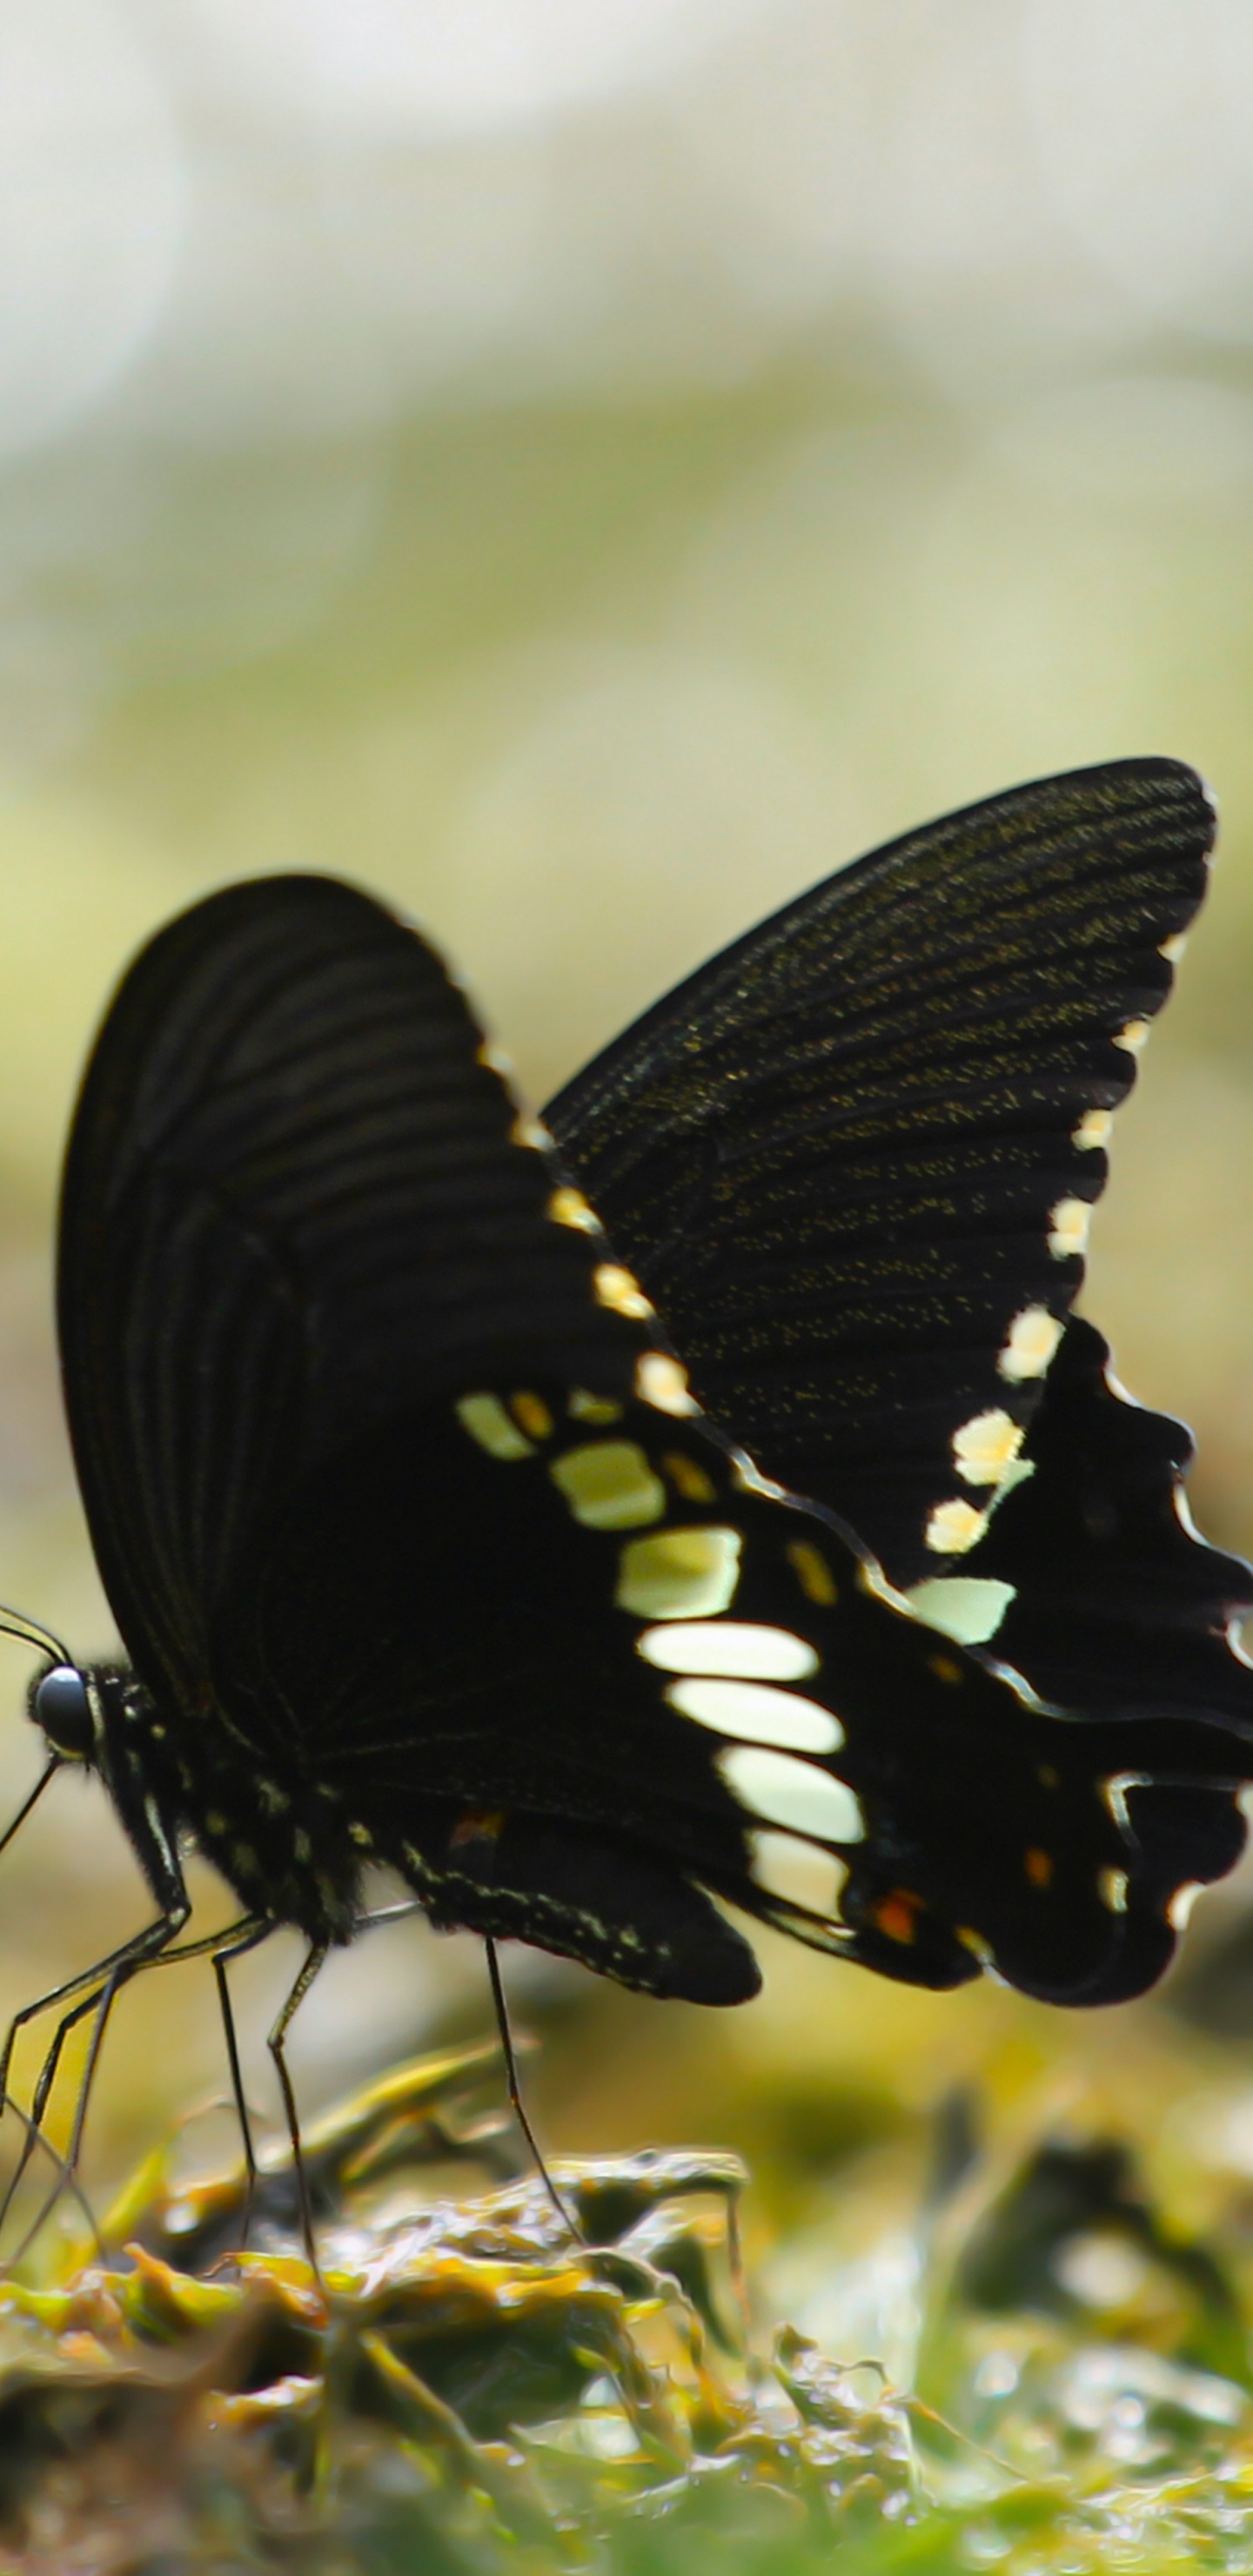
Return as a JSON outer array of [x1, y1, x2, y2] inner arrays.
[[3, 0, 1253, 2373]]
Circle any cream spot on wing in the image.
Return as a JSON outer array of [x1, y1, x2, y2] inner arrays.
[[550, 1439, 666, 1530], [1114, 1019, 1150, 1055], [548, 1184, 600, 1233], [667, 1676, 842, 1754], [719, 1745, 864, 1841], [594, 1263, 655, 1321], [1048, 1197, 1091, 1259], [511, 1392, 553, 1442], [787, 1539, 838, 1607], [635, 1350, 700, 1417], [617, 1527, 741, 1620], [750, 1830, 849, 1919], [1098, 1866, 1129, 1913], [569, 1389, 623, 1425], [1160, 930, 1189, 963], [1074, 1107, 1113, 1151], [906, 1576, 1015, 1644], [637, 1620, 818, 1680], [997, 1305, 1063, 1383], [1168, 1881, 1203, 1929], [477, 1039, 514, 1077], [952, 1409, 1025, 1487], [924, 1498, 990, 1555], [511, 1113, 554, 1150], [456, 1392, 535, 1460], [349, 1821, 373, 1848]]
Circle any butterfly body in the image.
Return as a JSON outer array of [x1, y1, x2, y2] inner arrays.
[[16, 754, 1253, 2113]]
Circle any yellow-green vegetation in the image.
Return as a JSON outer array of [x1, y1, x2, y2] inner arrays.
[[0, 2026, 1253, 2570]]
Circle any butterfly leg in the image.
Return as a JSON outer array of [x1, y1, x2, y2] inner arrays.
[[209, 1918, 278, 2247], [484, 1936, 582, 2244], [266, 1940, 329, 2272], [12, 1913, 270, 2261], [0, 1895, 192, 2244]]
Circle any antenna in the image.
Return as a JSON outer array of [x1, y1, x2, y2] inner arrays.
[[0, 1607, 71, 1669], [0, 1759, 62, 1862]]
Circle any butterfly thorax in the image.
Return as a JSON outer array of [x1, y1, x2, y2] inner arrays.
[[58, 1663, 365, 1943]]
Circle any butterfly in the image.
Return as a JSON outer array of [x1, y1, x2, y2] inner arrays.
[[8, 753, 1253, 2243]]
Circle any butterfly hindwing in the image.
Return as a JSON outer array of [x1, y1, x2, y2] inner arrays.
[[957, 1315, 1253, 1719]]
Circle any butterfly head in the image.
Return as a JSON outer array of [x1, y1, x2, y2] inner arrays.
[[30, 1663, 97, 1762], [27, 1661, 144, 1788]]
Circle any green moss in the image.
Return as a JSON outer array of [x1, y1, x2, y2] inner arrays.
[[2, 2044, 1253, 2570]]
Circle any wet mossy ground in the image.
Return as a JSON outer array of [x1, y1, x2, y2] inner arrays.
[[1, 2042, 1253, 2570]]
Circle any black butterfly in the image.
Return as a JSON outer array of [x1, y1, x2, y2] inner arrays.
[[8, 754, 1253, 2241]]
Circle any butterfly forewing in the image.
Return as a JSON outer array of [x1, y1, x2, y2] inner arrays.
[[58, 879, 646, 1732], [547, 756, 1253, 1747], [546, 758, 1213, 1592]]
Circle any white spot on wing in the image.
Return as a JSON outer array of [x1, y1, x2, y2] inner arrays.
[[667, 1676, 841, 1754], [1114, 1019, 1150, 1055], [1074, 1108, 1113, 1151], [1048, 1197, 1091, 1259], [549, 1439, 666, 1529], [512, 1114, 554, 1150], [1160, 931, 1189, 964], [720, 1744, 864, 1841], [1168, 1881, 1203, 1929], [952, 1409, 1025, 1487], [906, 1576, 1016, 1644], [923, 1499, 990, 1556], [594, 1264, 654, 1320], [997, 1306, 1063, 1384], [548, 1185, 600, 1233], [617, 1527, 741, 1620], [638, 1620, 819, 1679], [635, 1351, 700, 1417], [750, 1831, 849, 1919]]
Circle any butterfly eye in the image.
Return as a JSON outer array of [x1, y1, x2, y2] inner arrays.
[[33, 1666, 94, 1760]]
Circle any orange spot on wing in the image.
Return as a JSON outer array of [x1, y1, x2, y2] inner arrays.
[[664, 1450, 718, 1504], [873, 1888, 922, 1945], [449, 1808, 507, 1849], [1024, 1847, 1054, 1888], [928, 1654, 964, 1687]]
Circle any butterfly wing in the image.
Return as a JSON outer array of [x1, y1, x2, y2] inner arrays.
[[57, 876, 656, 1746], [57, 869, 1251, 2013], [547, 757, 1253, 1721]]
